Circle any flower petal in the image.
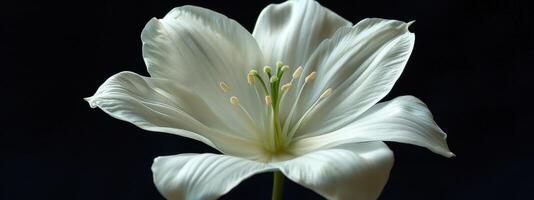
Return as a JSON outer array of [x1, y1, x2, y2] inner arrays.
[[252, 0, 352, 67], [152, 153, 275, 200], [275, 142, 394, 200], [291, 18, 415, 137], [292, 96, 454, 157], [142, 6, 265, 124], [85, 72, 265, 159]]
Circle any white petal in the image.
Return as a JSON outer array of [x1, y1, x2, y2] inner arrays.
[[253, 0, 352, 67], [291, 18, 415, 137], [142, 6, 265, 126], [292, 96, 454, 157], [152, 153, 275, 200], [275, 142, 394, 200], [85, 72, 265, 159]]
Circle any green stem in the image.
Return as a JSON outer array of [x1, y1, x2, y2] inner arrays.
[[272, 105, 282, 150], [271, 171, 285, 200], [254, 74, 269, 94]]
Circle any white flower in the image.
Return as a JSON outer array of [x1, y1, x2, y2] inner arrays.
[[85, 0, 453, 199]]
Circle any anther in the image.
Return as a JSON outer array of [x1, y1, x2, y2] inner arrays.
[[270, 76, 279, 83], [247, 73, 255, 85], [219, 81, 231, 92], [320, 88, 333, 98], [281, 83, 292, 92], [230, 96, 239, 105], [305, 71, 317, 83], [263, 66, 272, 74], [293, 66, 303, 79], [265, 96, 272, 105], [276, 61, 284, 68], [249, 69, 258, 75]]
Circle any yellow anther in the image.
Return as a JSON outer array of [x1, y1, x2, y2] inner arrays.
[[230, 96, 239, 105], [320, 88, 333, 99], [270, 76, 279, 83], [305, 71, 317, 83], [276, 61, 284, 68], [247, 73, 255, 85], [265, 96, 272, 105], [219, 81, 231, 92], [263, 66, 272, 74], [281, 83, 292, 92], [293, 66, 303, 79]]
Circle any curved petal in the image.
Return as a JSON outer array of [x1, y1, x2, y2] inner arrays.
[[290, 18, 415, 137], [292, 96, 454, 157], [85, 71, 265, 159], [142, 6, 265, 127], [152, 153, 275, 200], [276, 142, 394, 200], [252, 0, 352, 67]]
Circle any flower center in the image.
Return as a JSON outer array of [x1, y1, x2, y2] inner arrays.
[[220, 61, 332, 156]]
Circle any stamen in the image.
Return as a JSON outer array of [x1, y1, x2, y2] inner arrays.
[[265, 95, 272, 105], [251, 80, 268, 130], [219, 81, 231, 92], [282, 73, 311, 135], [240, 62, 330, 152], [276, 61, 284, 68], [230, 96, 239, 105], [247, 73, 255, 85], [287, 88, 333, 140], [278, 82, 292, 106], [320, 88, 333, 98], [282, 72, 318, 137], [281, 83, 292, 92], [249, 69, 259, 75], [249, 69, 269, 94], [292, 66, 303, 79], [305, 71, 316, 83], [264, 65, 273, 80], [281, 65, 289, 73], [230, 96, 259, 133], [270, 76, 279, 83]]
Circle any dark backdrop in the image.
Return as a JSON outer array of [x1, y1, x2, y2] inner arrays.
[[2, 0, 533, 199]]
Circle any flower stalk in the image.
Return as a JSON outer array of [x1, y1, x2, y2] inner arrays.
[[272, 171, 285, 200]]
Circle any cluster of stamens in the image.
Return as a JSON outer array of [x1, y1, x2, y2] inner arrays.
[[219, 61, 332, 154]]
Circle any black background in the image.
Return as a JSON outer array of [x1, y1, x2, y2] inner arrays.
[[2, 0, 533, 199]]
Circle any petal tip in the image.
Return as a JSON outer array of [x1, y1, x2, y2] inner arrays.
[[84, 96, 97, 108], [151, 157, 162, 171], [403, 20, 416, 33]]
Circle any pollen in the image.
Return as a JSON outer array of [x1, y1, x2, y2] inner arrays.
[[247, 73, 255, 85], [219, 81, 231, 92], [293, 66, 303, 79], [230, 96, 239, 105], [281, 83, 292, 92], [305, 71, 316, 83], [265, 95, 272, 105], [320, 88, 333, 98]]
